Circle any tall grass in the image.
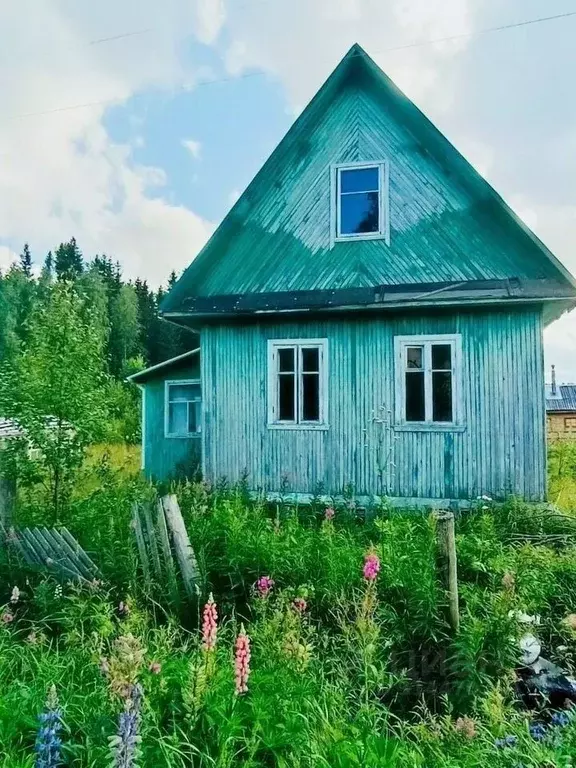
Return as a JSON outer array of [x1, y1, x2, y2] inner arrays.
[[2, 449, 576, 765]]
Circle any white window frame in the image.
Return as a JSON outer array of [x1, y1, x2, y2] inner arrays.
[[394, 334, 464, 431], [164, 379, 202, 438], [331, 161, 390, 245], [267, 339, 329, 430]]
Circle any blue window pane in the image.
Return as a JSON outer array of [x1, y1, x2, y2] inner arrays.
[[169, 383, 200, 402], [169, 402, 188, 434], [340, 191, 380, 235], [340, 167, 379, 194]]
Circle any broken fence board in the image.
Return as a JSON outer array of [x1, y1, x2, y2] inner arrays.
[[161, 494, 201, 600], [142, 502, 163, 584], [60, 528, 100, 576], [155, 498, 180, 607], [132, 503, 151, 587]]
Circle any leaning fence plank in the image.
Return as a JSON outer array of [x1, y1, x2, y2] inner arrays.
[[50, 529, 97, 581], [60, 528, 100, 576], [35, 528, 84, 581], [155, 498, 180, 607], [132, 503, 151, 587], [21, 529, 82, 582], [142, 502, 163, 584], [20, 528, 45, 566], [3, 527, 35, 566], [40, 528, 85, 581], [161, 495, 201, 600]]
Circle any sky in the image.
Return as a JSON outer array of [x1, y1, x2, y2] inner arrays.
[[0, 0, 575, 380]]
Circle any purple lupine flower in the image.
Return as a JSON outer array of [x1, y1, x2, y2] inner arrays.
[[35, 685, 63, 768], [363, 552, 380, 582], [109, 683, 143, 767], [255, 576, 274, 598]]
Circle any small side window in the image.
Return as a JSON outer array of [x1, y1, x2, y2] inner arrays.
[[165, 381, 201, 437]]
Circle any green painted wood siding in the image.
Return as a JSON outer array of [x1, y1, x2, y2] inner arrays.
[[201, 309, 546, 501], [166, 69, 564, 308], [142, 364, 201, 482]]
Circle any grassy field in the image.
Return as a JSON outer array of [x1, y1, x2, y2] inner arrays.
[[1, 444, 576, 766]]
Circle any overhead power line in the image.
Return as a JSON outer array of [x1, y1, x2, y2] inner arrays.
[[6, 8, 576, 121]]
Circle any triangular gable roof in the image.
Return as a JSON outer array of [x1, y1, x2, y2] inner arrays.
[[161, 44, 576, 321]]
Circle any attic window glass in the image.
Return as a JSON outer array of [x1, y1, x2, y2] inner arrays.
[[335, 162, 388, 241], [268, 340, 328, 429], [395, 335, 462, 428], [165, 381, 201, 437]]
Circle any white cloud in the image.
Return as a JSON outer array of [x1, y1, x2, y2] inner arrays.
[[223, 0, 473, 112], [0, 0, 213, 286], [193, 0, 227, 45], [0, 246, 18, 272], [182, 138, 202, 159], [228, 188, 241, 205]]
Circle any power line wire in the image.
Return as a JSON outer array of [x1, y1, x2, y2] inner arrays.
[[6, 8, 576, 121]]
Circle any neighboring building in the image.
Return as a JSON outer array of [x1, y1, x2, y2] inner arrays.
[[139, 44, 576, 503], [128, 350, 202, 481], [546, 366, 576, 440]]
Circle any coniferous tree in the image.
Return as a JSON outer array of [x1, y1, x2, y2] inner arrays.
[[19, 243, 32, 277], [55, 237, 84, 281]]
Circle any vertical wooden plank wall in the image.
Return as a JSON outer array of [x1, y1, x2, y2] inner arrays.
[[143, 364, 202, 482], [202, 308, 546, 501]]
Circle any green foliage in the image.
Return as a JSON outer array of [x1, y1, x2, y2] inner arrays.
[[0, 282, 110, 520], [2, 449, 576, 765]]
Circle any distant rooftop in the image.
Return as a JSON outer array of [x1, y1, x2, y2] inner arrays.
[[545, 384, 576, 413], [0, 418, 24, 440]]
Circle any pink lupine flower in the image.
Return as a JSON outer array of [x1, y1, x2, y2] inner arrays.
[[363, 552, 380, 582], [202, 593, 218, 651], [234, 626, 251, 695], [324, 507, 335, 521], [292, 597, 307, 614], [149, 661, 162, 675], [2, 611, 14, 624], [256, 576, 274, 598]]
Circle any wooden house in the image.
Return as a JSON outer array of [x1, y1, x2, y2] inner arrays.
[[546, 366, 576, 440], [134, 44, 576, 505]]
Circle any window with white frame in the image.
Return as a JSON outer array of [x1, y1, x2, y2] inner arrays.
[[268, 340, 328, 427], [394, 335, 462, 426], [165, 381, 201, 437], [334, 162, 388, 241]]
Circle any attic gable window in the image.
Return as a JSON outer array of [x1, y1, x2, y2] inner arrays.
[[165, 380, 201, 438], [267, 339, 328, 430], [333, 162, 389, 243], [394, 334, 464, 431]]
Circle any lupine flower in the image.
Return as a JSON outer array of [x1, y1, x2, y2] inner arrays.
[[256, 576, 274, 598], [494, 734, 517, 748], [35, 685, 63, 768], [363, 552, 380, 582], [201, 593, 218, 651], [1, 611, 14, 624], [324, 507, 335, 521], [234, 626, 251, 695], [501, 571, 515, 591], [529, 723, 547, 741], [292, 597, 307, 614], [27, 631, 38, 645], [454, 716, 476, 739], [118, 601, 130, 618], [149, 662, 162, 675], [551, 711, 571, 727], [109, 683, 143, 768], [10, 586, 20, 604], [563, 613, 576, 631], [54, 585, 62, 600]]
